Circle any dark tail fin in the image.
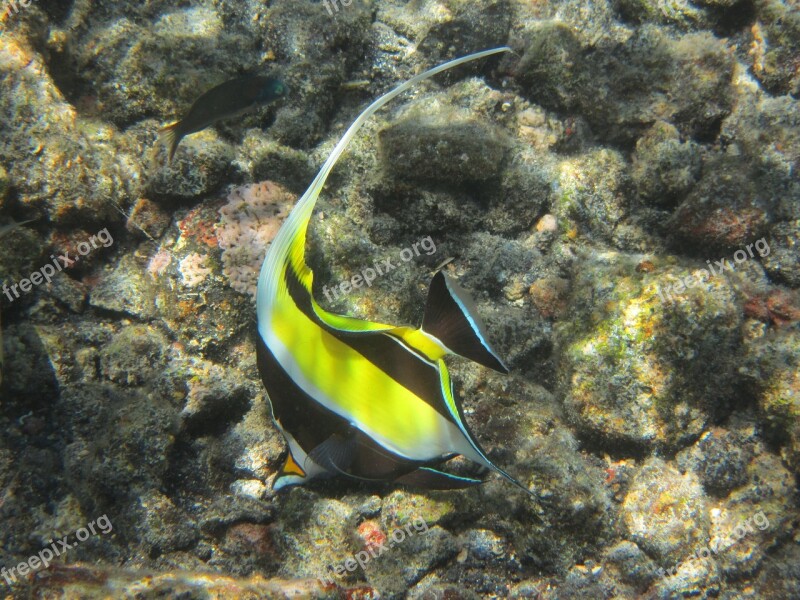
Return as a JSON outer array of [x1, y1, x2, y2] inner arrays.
[[158, 121, 182, 164], [421, 271, 509, 374]]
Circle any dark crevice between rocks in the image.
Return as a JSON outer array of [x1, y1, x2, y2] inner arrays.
[[711, 0, 758, 37], [519, 341, 556, 390], [35, 0, 73, 25], [569, 428, 652, 463], [182, 387, 251, 438], [162, 437, 221, 501], [709, 379, 756, 428], [84, 305, 149, 325], [0, 326, 60, 422], [689, 111, 727, 144], [45, 50, 97, 117]]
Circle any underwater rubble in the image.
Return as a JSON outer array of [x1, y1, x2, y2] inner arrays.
[[1, 0, 799, 598]]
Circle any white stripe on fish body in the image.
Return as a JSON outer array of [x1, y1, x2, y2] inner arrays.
[[261, 321, 475, 463]]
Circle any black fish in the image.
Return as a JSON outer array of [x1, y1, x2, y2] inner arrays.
[[159, 75, 287, 163]]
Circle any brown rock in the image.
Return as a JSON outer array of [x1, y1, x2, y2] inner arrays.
[[529, 277, 570, 318], [126, 198, 171, 239]]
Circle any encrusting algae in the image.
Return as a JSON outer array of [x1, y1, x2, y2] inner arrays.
[[0, 0, 799, 598]]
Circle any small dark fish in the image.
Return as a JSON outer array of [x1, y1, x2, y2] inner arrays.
[[159, 75, 287, 163]]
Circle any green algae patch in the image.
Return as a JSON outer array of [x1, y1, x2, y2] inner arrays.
[[556, 252, 741, 451], [554, 148, 633, 248], [380, 490, 457, 531]]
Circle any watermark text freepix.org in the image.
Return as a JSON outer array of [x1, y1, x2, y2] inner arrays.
[[319, 516, 429, 586], [657, 237, 770, 302], [322, 0, 352, 16], [322, 235, 437, 303], [644, 508, 769, 579], [2, 227, 114, 304], [3, 0, 33, 20], [1, 514, 113, 585], [2, 0, 35, 27]]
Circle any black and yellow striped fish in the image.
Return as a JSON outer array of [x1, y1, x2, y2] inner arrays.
[[256, 47, 530, 493]]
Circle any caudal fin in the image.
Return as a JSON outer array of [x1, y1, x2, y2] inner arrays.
[[421, 271, 509, 374], [158, 121, 182, 164]]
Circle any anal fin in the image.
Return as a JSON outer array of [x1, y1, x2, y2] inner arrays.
[[394, 466, 483, 490]]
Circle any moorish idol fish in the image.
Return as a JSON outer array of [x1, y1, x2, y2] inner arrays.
[[160, 75, 287, 164], [256, 47, 531, 494]]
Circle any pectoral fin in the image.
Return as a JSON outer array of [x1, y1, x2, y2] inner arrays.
[[421, 271, 509, 374], [306, 433, 358, 475]]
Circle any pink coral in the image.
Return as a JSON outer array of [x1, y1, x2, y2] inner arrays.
[[216, 181, 296, 298], [179, 252, 212, 288], [147, 249, 172, 277]]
